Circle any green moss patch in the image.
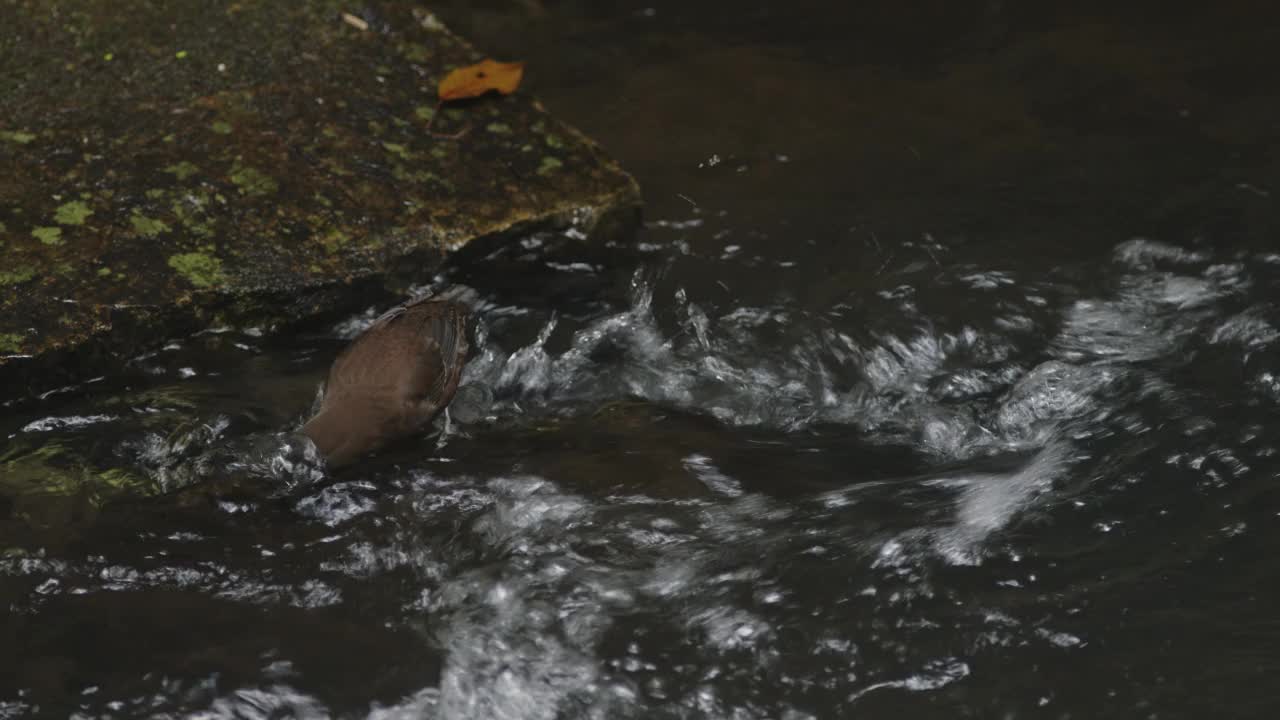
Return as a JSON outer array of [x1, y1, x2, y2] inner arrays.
[[382, 142, 413, 160], [167, 252, 225, 288], [164, 161, 200, 180], [54, 200, 94, 225], [0, 130, 36, 144], [319, 227, 349, 254], [537, 156, 564, 175], [31, 226, 63, 245], [229, 161, 278, 197], [0, 267, 36, 285], [130, 212, 170, 237]]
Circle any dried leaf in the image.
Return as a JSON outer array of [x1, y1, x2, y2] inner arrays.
[[438, 59, 525, 102]]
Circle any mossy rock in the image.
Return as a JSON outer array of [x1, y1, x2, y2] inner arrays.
[[0, 0, 641, 400]]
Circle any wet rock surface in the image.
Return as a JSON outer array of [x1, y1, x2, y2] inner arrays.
[[0, 0, 640, 398]]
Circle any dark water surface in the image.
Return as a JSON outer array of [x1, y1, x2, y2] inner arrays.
[[5, 2, 1280, 718]]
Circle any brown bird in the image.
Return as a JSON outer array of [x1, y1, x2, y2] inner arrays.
[[301, 293, 471, 467]]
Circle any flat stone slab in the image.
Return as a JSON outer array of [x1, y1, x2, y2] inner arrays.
[[0, 0, 639, 398]]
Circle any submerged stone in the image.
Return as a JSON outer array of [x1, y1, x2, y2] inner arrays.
[[0, 0, 640, 399]]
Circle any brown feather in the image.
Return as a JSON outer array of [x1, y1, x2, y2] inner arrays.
[[302, 295, 470, 467]]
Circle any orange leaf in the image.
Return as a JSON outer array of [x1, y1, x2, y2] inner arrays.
[[438, 59, 525, 102]]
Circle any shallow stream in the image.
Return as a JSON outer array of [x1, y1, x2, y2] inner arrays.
[[5, 2, 1280, 718]]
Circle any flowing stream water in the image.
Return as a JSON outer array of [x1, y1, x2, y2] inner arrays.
[[5, 2, 1280, 718]]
